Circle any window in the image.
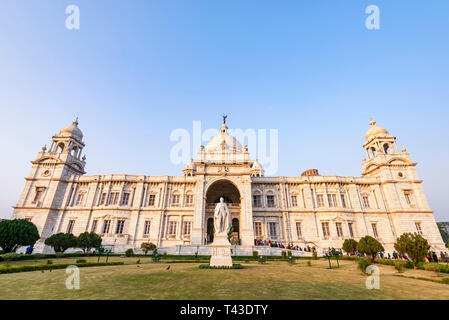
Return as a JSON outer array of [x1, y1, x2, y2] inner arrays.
[[328, 194, 337, 207], [25, 217, 32, 222], [185, 195, 194, 205], [148, 194, 156, 206], [404, 190, 413, 206], [33, 187, 45, 203], [102, 220, 111, 234], [116, 220, 125, 234], [316, 194, 325, 207], [348, 222, 354, 238], [182, 221, 192, 235], [143, 220, 151, 235], [99, 193, 107, 205], [362, 196, 370, 209], [172, 194, 180, 206], [291, 195, 298, 207], [372, 223, 379, 239], [296, 222, 302, 238], [336, 222, 343, 238], [254, 222, 262, 237], [168, 221, 177, 236], [253, 195, 262, 207], [91, 220, 98, 233], [67, 220, 75, 234], [415, 222, 423, 235], [267, 195, 275, 208], [268, 222, 277, 237], [109, 192, 119, 205], [121, 192, 130, 206], [75, 192, 84, 206], [322, 222, 330, 239], [341, 194, 347, 208]]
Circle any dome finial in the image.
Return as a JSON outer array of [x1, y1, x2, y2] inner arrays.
[[73, 116, 79, 126], [370, 117, 376, 126], [222, 114, 228, 125]]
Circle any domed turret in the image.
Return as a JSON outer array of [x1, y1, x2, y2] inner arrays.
[[365, 119, 389, 140], [59, 118, 83, 141]]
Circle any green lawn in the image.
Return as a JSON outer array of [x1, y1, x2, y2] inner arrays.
[[0, 258, 448, 299]]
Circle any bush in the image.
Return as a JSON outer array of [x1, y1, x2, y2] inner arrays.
[[441, 278, 449, 284], [141, 242, 156, 255], [77, 232, 102, 254], [0, 261, 124, 274], [44, 233, 77, 253], [76, 259, 87, 263], [281, 251, 287, 259], [424, 263, 441, 276], [312, 251, 318, 260], [394, 233, 430, 269], [358, 258, 371, 275], [394, 260, 406, 273], [125, 249, 134, 257], [287, 250, 292, 258], [46, 260, 53, 265], [0, 219, 40, 253], [342, 239, 358, 256], [252, 251, 258, 259], [307, 259, 312, 267], [1, 253, 22, 262], [357, 236, 384, 263]]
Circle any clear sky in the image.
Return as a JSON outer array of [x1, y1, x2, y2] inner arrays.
[[0, 1, 448, 221]]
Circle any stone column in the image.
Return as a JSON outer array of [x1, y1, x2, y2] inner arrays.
[[191, 176, 205, 245], [239, 177, 255, 247]]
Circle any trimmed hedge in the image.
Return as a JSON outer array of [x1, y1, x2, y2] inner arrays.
[[158, 260, 210, 264], [0, 261, 124, 274], [199, 264, 243, 269]]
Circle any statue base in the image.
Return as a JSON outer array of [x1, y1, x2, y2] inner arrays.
[[209, 235, 233, 267]]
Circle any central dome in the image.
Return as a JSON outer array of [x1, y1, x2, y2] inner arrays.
[[205, 124, 243, 154]]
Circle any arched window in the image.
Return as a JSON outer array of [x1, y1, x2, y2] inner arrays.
[[56, 143, 65, 153], [383, 143, 390, 154]]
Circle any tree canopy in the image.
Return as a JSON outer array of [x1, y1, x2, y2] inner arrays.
[[394, 232, 430, 268], [0, 219, 40, 253], [357, 236, 384, 262], [342, 239, 358, 255], [77, 232, 102, 254], [44, 233, 77, 253]]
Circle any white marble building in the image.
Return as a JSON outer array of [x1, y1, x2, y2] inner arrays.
[[11, 118, 447, 255]]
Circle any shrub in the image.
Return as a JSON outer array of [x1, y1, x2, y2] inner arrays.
[[307, 259, 312, 267], [357, 236, 384, 263], [394, 260, 406, 273], [136, 259, 141, 264], [312, 251, 318, 260], [199, 264, 243, 269], [358, 258, 371, 275], [424, 263, 441, 276], [46, 259, 53, 265], [0, 262, 124, 275], [394, 233, 430, 269], [287, 250, 292, 258], [441, 278, 449, 284], [44, 233, 77, 253], [1, 253, 22, 262], [76, 259, 87, 263], [342, 239, 358, 256], [141, 242, 156, 255], [252, 251, 259, 259], [77, 232, 102, 254], [281, 251, 287, 259], [125, 249, 134, 257], [0, 219, 40, 253]]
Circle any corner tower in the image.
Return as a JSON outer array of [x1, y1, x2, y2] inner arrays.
[[12, 119, 87, 241]]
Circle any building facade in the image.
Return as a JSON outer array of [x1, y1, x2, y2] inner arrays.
[[11, 118, 447, 255]]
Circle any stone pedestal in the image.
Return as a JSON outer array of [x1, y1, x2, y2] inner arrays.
[[209, 235, 233, 267]]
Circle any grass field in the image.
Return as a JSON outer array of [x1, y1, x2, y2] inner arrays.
[[0, 257, 448, 299]]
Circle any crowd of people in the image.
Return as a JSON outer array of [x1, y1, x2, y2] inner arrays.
[[254, 239, 316, 252]]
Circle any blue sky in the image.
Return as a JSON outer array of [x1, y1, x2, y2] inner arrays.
[[0, 1, 448, 221]]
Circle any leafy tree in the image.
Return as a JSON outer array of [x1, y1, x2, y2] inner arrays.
[[357, 236, 384, 263], [342, 239, 358, 256], [77, 232, 102, 254], [394, 232, 430, 268], [437, 222, 449, 247], [44, 233, 77, 253], [141, 242, 156, 255], [0, 219, 40, 253]]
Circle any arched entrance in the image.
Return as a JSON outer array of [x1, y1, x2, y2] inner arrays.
[[205, 179, 241, 245]]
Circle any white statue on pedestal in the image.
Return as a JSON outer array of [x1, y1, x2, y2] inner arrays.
[[209, 196, 233, 267], [214, 197, 231, 237]]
